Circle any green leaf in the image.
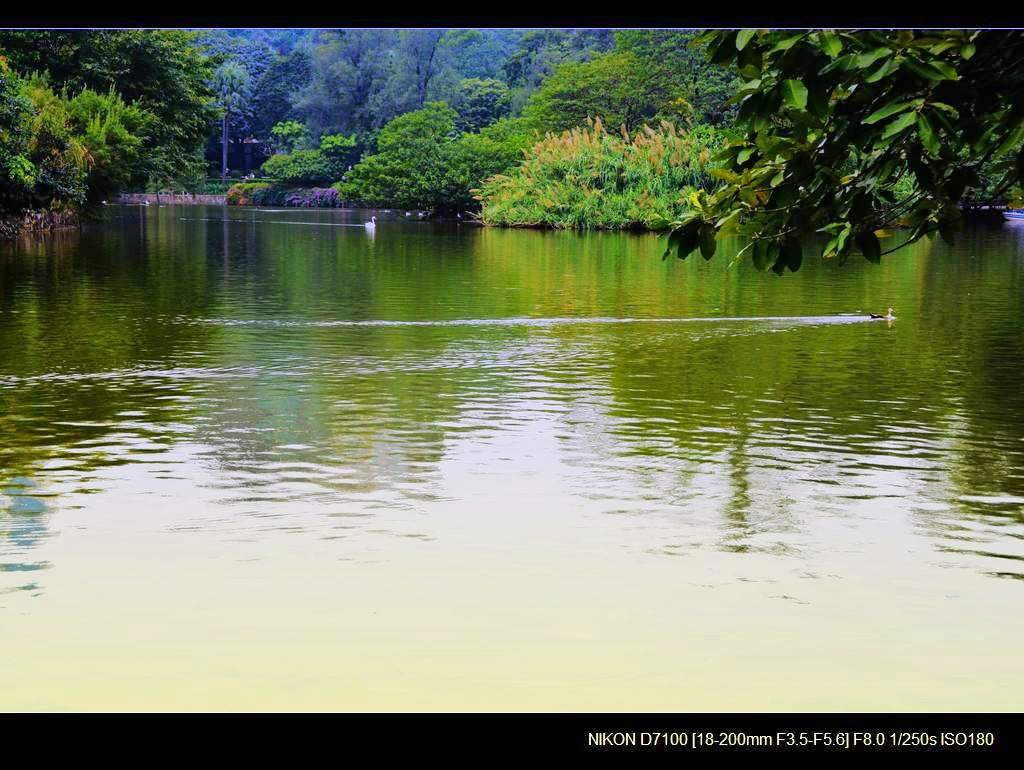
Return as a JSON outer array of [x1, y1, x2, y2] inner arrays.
[[961, 42, 976, 59], [863, 100, 916, 125], [819, 53, 858, 75], [782, 79, 808, 110], [736, 29, 757, 50], [709, 168, 742, 183], [917, 112, 940, 156], [881, 110, 920, 139], [766, 34, 803, 56], [819, 31, 843, 58], [709, 31, 740, 65], [902, 57, 953, 81], [857, 47, 892, 69], [751, 240, 772, 271], [993, 121, 1024, 159], [822, 223, 852, 258], [699, 224, 717, 260], [864, 58, 900, 83], [663, 221, 702, 262], [856, 230, 881, 263], [780, 237, 803, 272]]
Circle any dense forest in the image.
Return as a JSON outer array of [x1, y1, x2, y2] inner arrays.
[[1, 27, 1020, 260], [0, 28, 735, 233]]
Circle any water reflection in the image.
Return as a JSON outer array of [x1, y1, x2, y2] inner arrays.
[[1, 206, 1022, 589]]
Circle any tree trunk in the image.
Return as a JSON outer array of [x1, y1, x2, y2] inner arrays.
[[221, 113, 229, 180]]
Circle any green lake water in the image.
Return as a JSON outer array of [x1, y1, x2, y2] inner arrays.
[[0, 204, 1022, 710]]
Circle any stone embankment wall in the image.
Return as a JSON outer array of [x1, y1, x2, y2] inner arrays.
[[117, 193, 226, 205]]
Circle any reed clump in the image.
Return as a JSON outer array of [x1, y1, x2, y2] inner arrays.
[[476, 118, 720, 230]]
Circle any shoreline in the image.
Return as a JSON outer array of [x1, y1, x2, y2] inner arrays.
[[1, 209, 80, 239]]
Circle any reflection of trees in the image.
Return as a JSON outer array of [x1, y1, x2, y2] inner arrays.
[[914, 227, 1024, 519], [2, 210, 1022, 580], [543, 231, 1024, 562], [0, 211, 224, 577]]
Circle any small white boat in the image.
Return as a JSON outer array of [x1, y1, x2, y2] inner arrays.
[[1003, 209, 1024, 221]]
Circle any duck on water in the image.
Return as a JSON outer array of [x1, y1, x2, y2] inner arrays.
[[869, 307, 895, 320]]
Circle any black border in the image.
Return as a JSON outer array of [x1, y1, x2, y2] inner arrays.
[[3, 713, 1022, 756], [4, 15, 1024, 29], [2, 11, 1021, 741]]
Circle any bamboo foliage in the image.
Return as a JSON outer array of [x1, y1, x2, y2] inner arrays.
[[475, 118, 720, 230]]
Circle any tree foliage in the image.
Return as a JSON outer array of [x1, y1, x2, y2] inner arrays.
[[522, 51, 693, 134], [339, 103, 532, 213], [337, 102, 459, 209], [614, 30, 738, 126], [250, 48, 311, 140], [261, 131, 358, 185], [65, 85, 150, 204], [502, 30, 615, 111], [452, 77, 511, 133], [0, 30, 218, 186], [269, 120, 309, 154], [666, 29, 1024, 273], [0, 61, 150, 223]]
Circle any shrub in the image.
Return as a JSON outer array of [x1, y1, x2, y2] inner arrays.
[[337, 102, 457, 210], [476, 119, 720, 230], [269, 119, 309, 154], [19, 73, 89, 210], [227, 184, 347, 208], [339, 106, 534, 214], [436, 118, 535, 212], [65, 86, 150, 204], [261, 149, 331, 186], [0, 58, 38, 219], [283, 187, 343, 208], [226, 181, 270, 205], [260, 132, 358, 186]]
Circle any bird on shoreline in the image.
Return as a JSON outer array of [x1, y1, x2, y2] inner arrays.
[[869, 307, 895, 320]]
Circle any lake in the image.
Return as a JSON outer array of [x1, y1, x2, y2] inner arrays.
[[1, 204, 1022, 710]]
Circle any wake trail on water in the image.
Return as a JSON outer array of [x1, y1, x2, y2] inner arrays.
[[178, 217, 368, 227], [186, 315, 880, 328]]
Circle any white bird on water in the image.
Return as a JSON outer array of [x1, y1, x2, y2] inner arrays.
[[365, 216, 377, 231]]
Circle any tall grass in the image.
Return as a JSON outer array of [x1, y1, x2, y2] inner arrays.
[[476, 118, 720, 230]]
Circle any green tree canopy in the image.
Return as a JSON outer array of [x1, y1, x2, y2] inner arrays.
[[666, 29, 1024, 274], [269, 120, 310, 154], [521, 51, 692, 134], [250, 48, 311, 140], [338, 102, 458, 208], [261, 131, 358, 186], [339, 104, 531, 213], [0, 30, 218, 186], [452, 77, 511, 133], [614, 30, 738, 126]]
